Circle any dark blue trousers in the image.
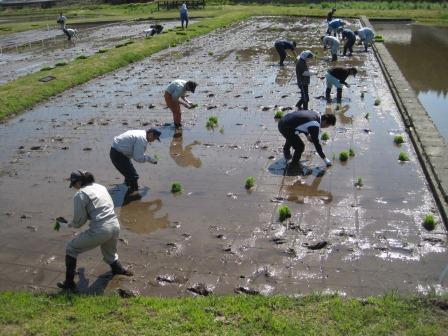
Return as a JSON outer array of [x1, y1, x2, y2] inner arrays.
[[110, 147, 139, 187]]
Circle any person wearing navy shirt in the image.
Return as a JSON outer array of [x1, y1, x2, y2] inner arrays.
[[274, 39, 297, 66], [339, 28, 356, 56]]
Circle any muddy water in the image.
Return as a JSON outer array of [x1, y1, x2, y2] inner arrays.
[[0, 19, 192, 84], [0, 17, 446, 296], [373, 22, 448, 143]]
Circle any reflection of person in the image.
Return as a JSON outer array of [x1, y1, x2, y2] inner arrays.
[[295, 50, 315, 110], [327, 19, 346, 37], [355, 27, 375, 52], [339, 28, 356, 56], [321, 35, 340, 61], [56, 171, 132, 292], [164, 79, 198, 129], [283, 175, 332, 204], [278, 110, 336, 168], [274, 40, 297, 66], [170, 132, 202, 168], [120, 198, 169, 234], [110, 129, 161, 193], [325, 67, 357, 104], [179, 3, 189, 29], [57, 12, 67, 29]]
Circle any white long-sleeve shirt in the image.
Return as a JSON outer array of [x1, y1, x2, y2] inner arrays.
[[166, 79, 187, 100], [112, 130, 154, 163], [357, 27, 375, 42], [69, 183, 119, 229]]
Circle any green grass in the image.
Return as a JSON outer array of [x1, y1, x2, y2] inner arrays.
[[171, 181, 182, 193], [278, 204, 291, 222], [398, 151, 409, 161], [2, 292, 446, 335], [245, 176, 255, 190], [339, 150, 349, 162], [321, 132, 330, 141], [423, 214, 436, 231], [394, 135, 404, 144]]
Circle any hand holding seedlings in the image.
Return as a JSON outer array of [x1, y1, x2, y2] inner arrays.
[[54, 217, 68, 231]]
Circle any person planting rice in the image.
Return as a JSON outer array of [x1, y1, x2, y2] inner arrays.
[[164, 79, 198, 129], [327, 18, 346, 37], [274, 39, 297, 66], [321, 35, 340, 61], [63, 28, 77, 41], [55, 170, 133, 292], [355, 27, 375, 52], [295, 50, 316, 110], [339, 28, 356, 56], [57, 12, 67, 29], [110, 128, 161, 193], [278, 110, 336, 173], [325, 66, 357, 104]]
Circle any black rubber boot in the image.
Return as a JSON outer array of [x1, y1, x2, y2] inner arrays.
[[302, 100, 308, 110], [110, 260, 133, 276], [331, 53, 337, 61], [295, 99, 303, 109], [325, 88, 332, 103], [336, 88, 343, 104], [57, 255, 77, 292]]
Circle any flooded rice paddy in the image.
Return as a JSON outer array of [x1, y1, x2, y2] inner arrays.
[[0, 17, 446, 296]]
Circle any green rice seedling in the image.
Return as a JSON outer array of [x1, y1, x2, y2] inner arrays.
[[40, 66, 53, 71], [423, 214, 436, 231], [76, 55, 88, 60], [209, 116, 218, 125], [219, 127, 224, 134], [208, 51, 214, 56], [97, 49, 107, 53], [374, 35, 384, 42], [394, 135, 404, 144], [274, 110, 284, 119], [349, 148, 355, 157], [245, 176, 255, 190], [55, 62, 67, 67], [321, 132, 330, 141], [360, 92, 365, 99], [339, 150, 349, 162], [189, 103, 198, 108], [154, 154, 159, 161], [398, 152, 409, 161], [374, 98, 381, 106], [354, 177, 363, 187], [364, 112, 369, 119], [171, 181, 182, 193], [206, 120, 216, 129], [278, 205, 291, 222]]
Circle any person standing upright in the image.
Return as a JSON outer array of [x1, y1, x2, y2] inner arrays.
[[274, 39, 297, 66], [57, 12, 67, 29], [179, 3, 189, 29], [110, 128, 161, 193], [295, 50, 315, 110]]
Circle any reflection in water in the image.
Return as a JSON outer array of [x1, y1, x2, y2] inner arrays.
[[169, 132, 202, 168], [119, 198, 169, 234], [281, 175, 332, 204], [333, 105, 353, 125], [275, 67, 291, 86], [373, 22, 448, 142]]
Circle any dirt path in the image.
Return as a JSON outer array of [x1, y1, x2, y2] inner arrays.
[[0, 17, 446, 296]]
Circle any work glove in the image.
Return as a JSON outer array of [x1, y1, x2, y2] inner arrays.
[[147, 157, 158, 165], [54, 217, 68, 231], [324, 158, 332, 167]]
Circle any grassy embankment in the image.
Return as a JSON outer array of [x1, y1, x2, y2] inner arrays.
[[0, 291, 447, 335], [0, 2, 447, 121]]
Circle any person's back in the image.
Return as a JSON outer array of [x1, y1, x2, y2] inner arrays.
[[281, 110, 320, 132], [341, 29, 355, 40], [77, 183, 118, 228]]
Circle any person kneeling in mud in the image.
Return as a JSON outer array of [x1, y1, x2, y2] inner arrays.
[[164, 79, 198, 129], [325, 67, 357, 104], [278, 110, 335, 173], [55, 171, 133, 292]]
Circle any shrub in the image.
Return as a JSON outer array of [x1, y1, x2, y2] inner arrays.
[[278, 205, 291, 222], [394, 135, 404, 144], [339, 151, 349, 162], [171, 181, 182, 193], [423, 214, 436, 231], [245, 176, 255, 190], [321, 132, 330, 141], [398, 152, 409, 161]]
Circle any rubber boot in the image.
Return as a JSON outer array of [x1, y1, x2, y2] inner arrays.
[[336, 88, 343, 104], [110, 260, 133, 276], [295, 99, 303, 109], [331, 53, 337, 62], [325, 88, 332, 103], [303, 100, 308, 110], [283, 144, 292, 161], [57, 255, 77, 291]]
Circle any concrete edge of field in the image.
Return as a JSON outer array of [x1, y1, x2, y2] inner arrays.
[[361, 15, 448, 229]]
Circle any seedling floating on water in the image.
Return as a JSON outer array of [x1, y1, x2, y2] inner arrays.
[[321, 132, 330, 141], [339, 150, 349, 162], [423, 214, 436, 231], [394, 135, 404, 144], [374, 98, 381, 106], [354, 177, 363, 187], [245, 176, 255, 190], [278, 205, 291, 222], [274, 110, 284, 119], [349, 148, 355, 157], [206, 116, 218, 128], [398, 152, 409, 162], [171, 181, 182, 193]]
